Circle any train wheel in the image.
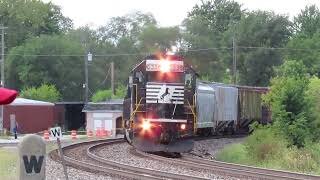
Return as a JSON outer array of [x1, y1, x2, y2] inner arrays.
[[203, 128, 211, 137]]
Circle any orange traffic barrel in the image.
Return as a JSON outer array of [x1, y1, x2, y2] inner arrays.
[[101, 129, 107, 137], [95, 128, 101, 137], [43, 130, 50, 141], [71, 130, 77, 140], [87, 130, 93, 138]]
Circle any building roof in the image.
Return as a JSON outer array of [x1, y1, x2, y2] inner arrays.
[[105, 99, 123, 104], [55, 101, 84, 105], [82, 100, 123, 113], [9, 98, 54, 106]]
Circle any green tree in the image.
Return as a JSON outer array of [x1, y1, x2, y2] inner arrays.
[[138, 25, 181, 52], [287, 5, 320, 76], [185, 0, 242, 35], [286, 32, 320, 76], [263, 61, 312, 147], [305, 77, 320, 140], [182, 0, 242, 82], [294, 5, 320, 38], [94, 12, 157, 87], [222, 11, 292, 86], [20, 84, 61, 102], [6, 35, 84, 101], [97, 11, 156, 44], [0, 0, 72, 49]]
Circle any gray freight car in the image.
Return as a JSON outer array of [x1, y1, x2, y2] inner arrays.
[[196, 82, 238, 135], [196, 82, 269, 135], [196, 83, 215, 136]]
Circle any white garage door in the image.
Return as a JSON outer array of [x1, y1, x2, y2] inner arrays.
[[94, 120, 102, 130], [93, 113, 113, 131]]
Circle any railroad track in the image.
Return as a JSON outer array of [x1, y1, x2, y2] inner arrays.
[[133, 150, 320, 180], [50, 137, 320, 180], [50, 138, 209, 180]]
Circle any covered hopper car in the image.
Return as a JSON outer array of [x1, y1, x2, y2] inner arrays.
[[196, 82, 270, 136]]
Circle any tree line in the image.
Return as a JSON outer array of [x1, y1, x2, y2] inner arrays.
[[2, 0, 320, 101]]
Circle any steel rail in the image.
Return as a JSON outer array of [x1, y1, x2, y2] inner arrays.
[[87, 142, 208, 180], [183, 156, 320, 180], [63, 153, 162, 180], [51, 139, 164, 180], [134, 149, 320, 180]]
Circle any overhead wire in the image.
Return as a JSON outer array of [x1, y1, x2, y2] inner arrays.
[[94, 63, 111, 90], [5, 45, 320, 58]]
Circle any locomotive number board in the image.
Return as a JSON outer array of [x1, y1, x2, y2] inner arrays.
[[146, 60, 184, 72]]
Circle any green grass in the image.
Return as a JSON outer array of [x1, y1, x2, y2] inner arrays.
[[216, 143, 251, 164], [0, 136, 103, 180], [216, 139, 320, 175], [0, 148, 18, 180], [0, 135, 12, 140]]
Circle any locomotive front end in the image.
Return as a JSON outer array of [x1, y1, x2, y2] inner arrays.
[[123, 54, 196, 153]]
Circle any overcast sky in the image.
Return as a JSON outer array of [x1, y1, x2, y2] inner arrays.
[[43, 0, 320, 28]]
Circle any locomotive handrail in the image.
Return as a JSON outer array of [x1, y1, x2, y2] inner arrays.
[[129, 97, 144, 128], [187, 99, 197, 134], [194, 93, 197, 124], [133, 83, 138, 106]]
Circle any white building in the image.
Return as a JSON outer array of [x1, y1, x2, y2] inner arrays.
[[82, 99, 123, 138]]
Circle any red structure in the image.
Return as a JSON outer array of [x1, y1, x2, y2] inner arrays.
[[3, 98, 56, 134], [0, 88, 18, 105]]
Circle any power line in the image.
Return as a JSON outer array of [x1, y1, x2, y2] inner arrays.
[[95, 63, 111, 90], [237, 46, 320, 51], [182, 47, 232, 52], [4, 45, 320, 58]]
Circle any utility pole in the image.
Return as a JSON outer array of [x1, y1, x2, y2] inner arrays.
[[1, 26, 5, 87], [111, 62, 115, 95], [232, 36, 237, 84], [0, 25, 7, 133], [84, 52, 89, 103]]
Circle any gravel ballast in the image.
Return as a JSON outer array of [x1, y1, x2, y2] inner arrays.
[[191, 137, 245, 159], [46, 157, 114, 180], [94, 138, 244, 180], [47, 137, 244, 179]]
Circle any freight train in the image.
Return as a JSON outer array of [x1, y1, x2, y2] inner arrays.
[[123, 53, 269, 153]]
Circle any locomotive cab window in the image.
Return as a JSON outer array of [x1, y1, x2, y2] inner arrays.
[[135, 71, 144, 83]]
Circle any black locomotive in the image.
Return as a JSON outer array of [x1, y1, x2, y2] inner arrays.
[[123, 53, 197, 152]]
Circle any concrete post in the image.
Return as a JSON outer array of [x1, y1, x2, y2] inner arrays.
[[18, 134, 46, 180]]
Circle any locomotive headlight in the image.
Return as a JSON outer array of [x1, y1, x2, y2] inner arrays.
[[160, 60, 170, 72], [142, 120, 151, 130], [180, 124, 186, 130]]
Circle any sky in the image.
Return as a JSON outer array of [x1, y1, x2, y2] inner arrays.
[[43, 0, 320, 28]]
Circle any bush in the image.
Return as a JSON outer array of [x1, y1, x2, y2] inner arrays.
[[217, 135, 320, 174], [115, 85, 126, 98], [91, 85, 126, 102], [20, 84, 61, 102], [91, 89, 113, 102], [263, 61, 313, 147]]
